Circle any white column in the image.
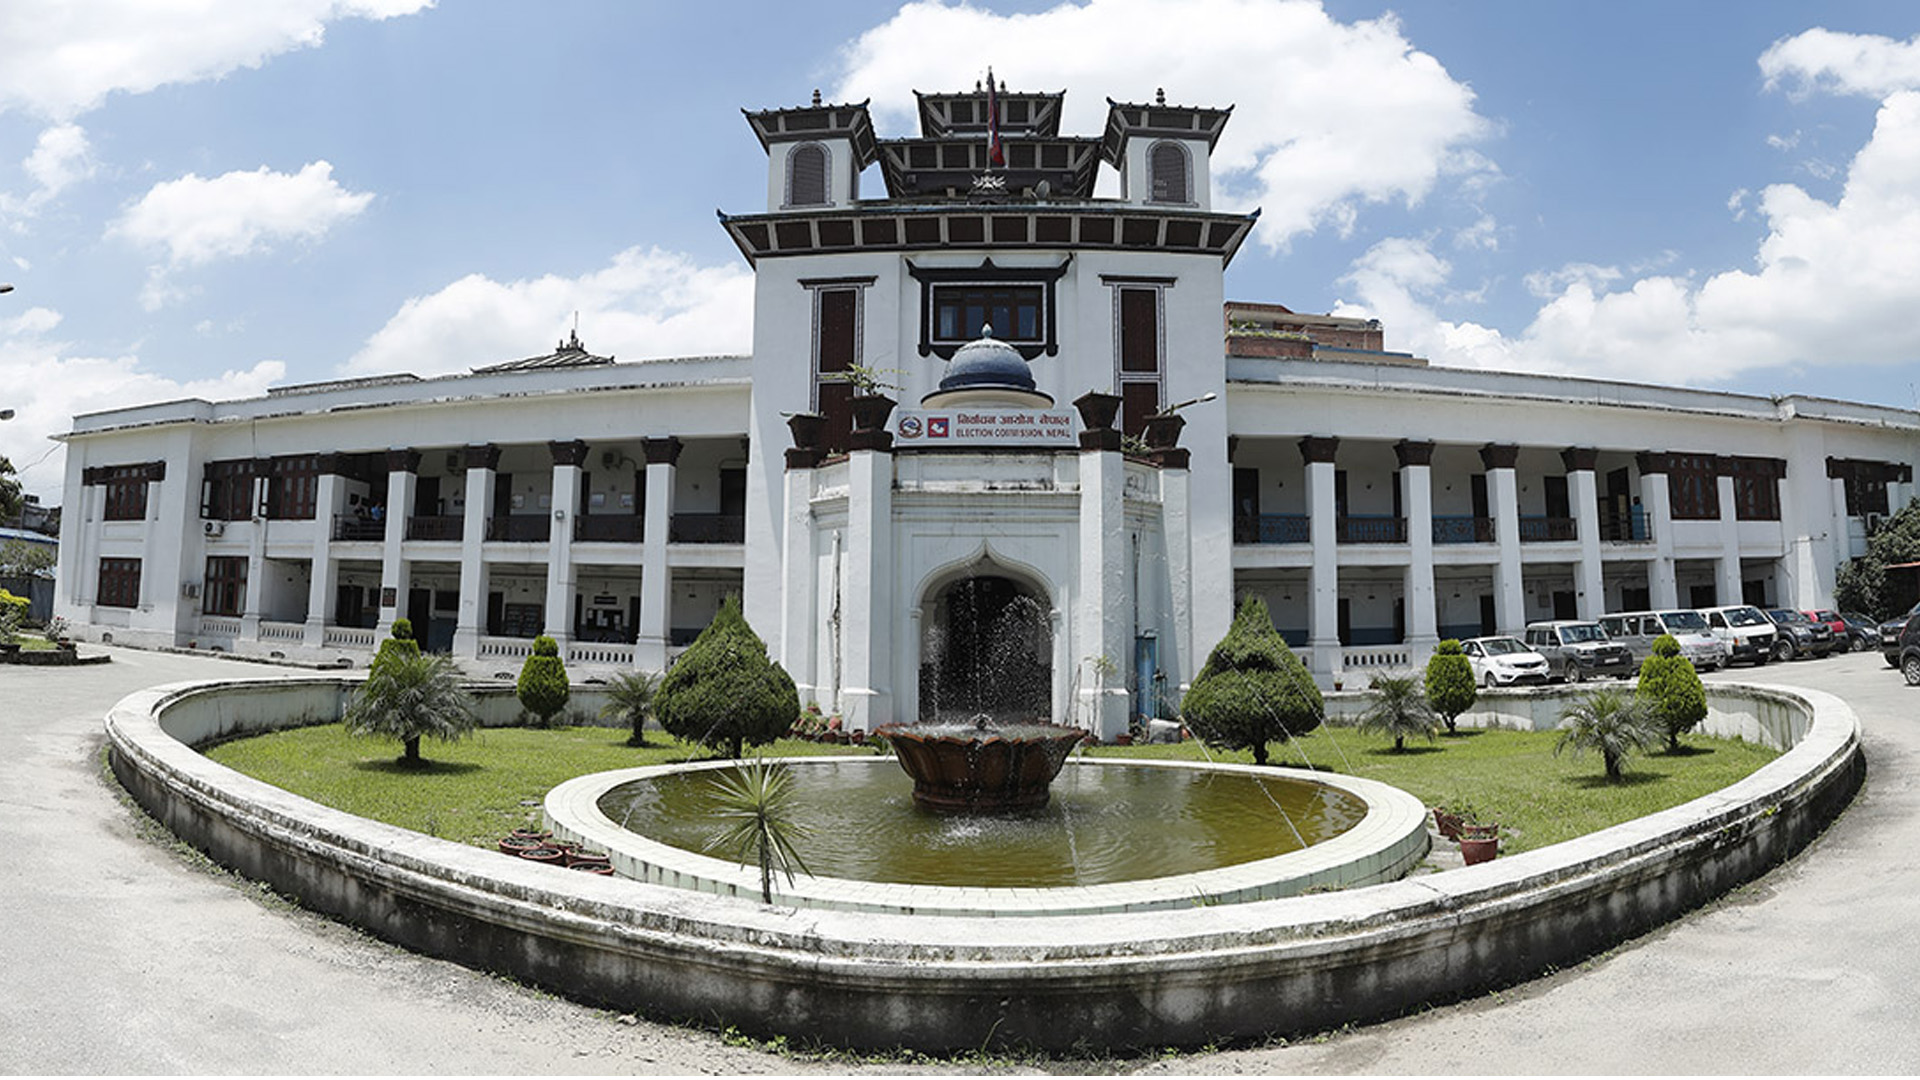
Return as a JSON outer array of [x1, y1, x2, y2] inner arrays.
[[1566, 452, 1605, 620], [545, 458, 582, 650], [1161, 462, 1194, 689], [779, 463, 818, 701], [378, 451, 418, 637], [1302, 437, 1341, 687], [1398, 441, 1437, 655], [1829, 468, 1854, 563], [454, 445, 497, 660], [72, 476, 98, 611], [1715, 471, 1742, 607], [1642, 459, 1678, 608], [1484, 445, 1524, 634], [304, 469, 343, 647], [240, 464, 268, 641], [1078, 443, 1129, 738], [842, 445, 894, 732], [635, 437, 679, 672]]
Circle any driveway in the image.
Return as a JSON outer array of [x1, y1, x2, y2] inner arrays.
[[2, 646, 1911, 1073]]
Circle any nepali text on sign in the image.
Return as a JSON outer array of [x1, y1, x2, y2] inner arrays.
[[892, 409, 1078, 447]]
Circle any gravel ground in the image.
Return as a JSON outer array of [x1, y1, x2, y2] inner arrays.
[[2, 645, 1910, 1074]]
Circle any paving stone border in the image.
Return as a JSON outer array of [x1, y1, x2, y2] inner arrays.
[[105, 676, 1860, 1053]]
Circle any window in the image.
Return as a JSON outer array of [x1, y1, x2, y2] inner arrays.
[[1728, 457, 1783, 521], [204, 556, 248, 617], [932, 284, 1043, 344], [786, 143, 829, 207], [266, 455, 321, 520], [1115, 285, 1163, 435], [202, 460, 254, 521], [1148, 140, 1190, 204], [98, 558, 141, 608], [102, 465, 150, 521], [1843, 467, 1891, 517], [812, 285, 861, 453], [1665, 454, 1720, 520]]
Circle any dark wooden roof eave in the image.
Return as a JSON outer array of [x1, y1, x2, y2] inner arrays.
[[717, 204, 1261, 265]]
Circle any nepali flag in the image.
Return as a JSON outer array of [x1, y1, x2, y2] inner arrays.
[[986, 67, 1005, 167]]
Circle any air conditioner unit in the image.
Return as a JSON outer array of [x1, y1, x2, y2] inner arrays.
[[181, 582, 200, 599], [203, 520, 225, 537]]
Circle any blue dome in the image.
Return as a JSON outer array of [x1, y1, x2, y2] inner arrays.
[[938, 327, 1036, 393]]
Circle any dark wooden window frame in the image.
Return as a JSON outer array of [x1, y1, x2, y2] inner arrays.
[[265, 454, 322, 520], [204, 555, 249, 617], [201, 459, 256, 521], [1147, 139, 1193, 205], [101, 465, 151, 521], [785, 142, 830, 208], [908, 258, 1068, 361], [1665, 454, 1720, 520], [1107, 276, 1173, 437], [97, 557, 141, 609], [801, 276, 874, 455]]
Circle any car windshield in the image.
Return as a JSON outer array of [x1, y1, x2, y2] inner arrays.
[[1479, 637, 1527, 656], [1767, 609, 1807, 625], [1659, 611, 1708, 632], [1725, 607, 1768, 627], [1814, 610, 1840, 622], [1558, 623, 1605, 643]]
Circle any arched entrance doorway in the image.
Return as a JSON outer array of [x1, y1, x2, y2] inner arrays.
[[919, 574, 1052, 724]]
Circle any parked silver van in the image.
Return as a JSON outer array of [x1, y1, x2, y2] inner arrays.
[[1697, 605, 1777, 667], [1523, 620, 1634, 682], [1596, 610, 1729, 671]]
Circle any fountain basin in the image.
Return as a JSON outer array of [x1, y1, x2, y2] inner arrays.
[[877, 722, 1086, 812], [546, 757, 1432, 916]]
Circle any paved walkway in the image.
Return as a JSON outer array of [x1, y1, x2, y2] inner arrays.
[[2, 646, 1913, 1073]]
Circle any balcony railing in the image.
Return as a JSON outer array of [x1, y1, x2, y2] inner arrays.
[[1519, 516, 1577, 542], [1233, 513, 1310, 544], [1337, 515, 1407, 544], [669, 513, 745, 544], [258, 620, 306, 643], [323, 626, 377, 649], [486, 514, 551, 543], [575, 514, 645, 542], [1598, 508, 1653, 543], [332, 515, 386, 542], [405, 515, 463, 541], [1431, 515, 1494, 545]]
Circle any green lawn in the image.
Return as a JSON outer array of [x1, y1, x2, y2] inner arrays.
[[205, 719, 1779, 855]]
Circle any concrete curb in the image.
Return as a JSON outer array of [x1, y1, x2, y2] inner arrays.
[[106, 676, 1860, 1053]]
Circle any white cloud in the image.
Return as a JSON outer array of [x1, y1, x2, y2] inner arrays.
[[0, 0, 433, 120], [1760, 28, 1920, 99], [108, 161, 373, 310], [833, 0, 1495, 249], [1340, 87, 1920, 385], [0, 305, 283, 501], [343, 247, 754, 378]]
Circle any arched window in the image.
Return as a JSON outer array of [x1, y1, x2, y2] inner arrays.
[[1148, 140, 1190, 204], [787, 143, 829, 207]]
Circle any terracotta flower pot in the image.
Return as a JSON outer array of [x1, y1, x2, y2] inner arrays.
[[498, 836, 540, 856], [518, 847, 565, 865], [1433, 809, 1463, 841], [1460, 836, 1499, 865]]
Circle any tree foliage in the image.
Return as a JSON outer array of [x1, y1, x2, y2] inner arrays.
[[516, 634, 571, 726], [601, 669, 661, 746], [703, 757, 812, 905], [0, 539, 54, 578], [654, 595, 799, 759], [1835, 496, 1920, 619], [0, 456, 20, 527], [1180, 596, 1323, 766], [1424, 639, 1478, 734], [343, 650, 476, 766], [1637, 634, 1708, 751], [1356, 672, 1437, 752], [1556, 687, 1663, 782]]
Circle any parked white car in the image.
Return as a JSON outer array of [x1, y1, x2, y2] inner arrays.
[[1461, 635, 1553, 688]]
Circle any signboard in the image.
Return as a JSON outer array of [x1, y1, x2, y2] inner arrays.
[[892, 408, 1077, 447]]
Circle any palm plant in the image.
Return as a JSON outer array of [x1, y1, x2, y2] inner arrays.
[[704, 758, 811, 904], [600, 669, 661, 746], [1555, 687, 1662, 782], [1356, 672, 1438, 751], [343, 650, 477, 766]]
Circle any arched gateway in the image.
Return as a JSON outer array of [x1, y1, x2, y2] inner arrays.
[[919, 573, 1052, 724]]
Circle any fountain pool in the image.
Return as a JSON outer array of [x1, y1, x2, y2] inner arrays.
[[546, 756, 1432, 916]]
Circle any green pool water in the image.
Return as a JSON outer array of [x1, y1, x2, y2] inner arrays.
[[598, 759, 1367, 888]]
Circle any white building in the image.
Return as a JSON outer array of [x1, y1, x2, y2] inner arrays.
[[54, 83, 1920, 739]]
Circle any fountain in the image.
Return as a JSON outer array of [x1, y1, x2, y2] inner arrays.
[[877, 715, 1086, 812]]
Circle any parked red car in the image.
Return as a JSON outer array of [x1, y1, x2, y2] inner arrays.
[[1804, 610, 1848, 639]]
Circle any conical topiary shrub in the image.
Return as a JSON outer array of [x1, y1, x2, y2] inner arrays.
[[1180, 596, 1323, 765], [370, 617, 421, 677], [1424, 638, 1477, 734], [1636, 633, 1707, 751], [516, 634, 571, 726], [654, 595, 799, 759]]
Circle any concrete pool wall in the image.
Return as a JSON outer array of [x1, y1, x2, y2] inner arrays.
[[107, 677, 1861, 1053]]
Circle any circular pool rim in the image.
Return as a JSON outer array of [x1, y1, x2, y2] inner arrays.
[[545, 756, 1432, 917]]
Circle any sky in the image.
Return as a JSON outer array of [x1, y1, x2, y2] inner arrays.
[[3, 0, 1920, 503]]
